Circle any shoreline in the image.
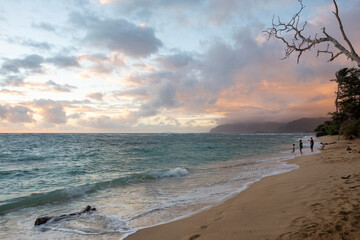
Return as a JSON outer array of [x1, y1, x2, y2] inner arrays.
[[125, 135, 360, 240]]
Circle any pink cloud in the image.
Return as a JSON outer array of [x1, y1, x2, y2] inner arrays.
[[0, 104, 34, 123]]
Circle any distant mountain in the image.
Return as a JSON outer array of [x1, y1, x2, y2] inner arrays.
[[209, 122, 283, 133], [209, 117, 329, 133], [276, 117, 329, 133]]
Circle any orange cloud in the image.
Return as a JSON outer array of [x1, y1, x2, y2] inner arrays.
[[0, 89, 24, 95]]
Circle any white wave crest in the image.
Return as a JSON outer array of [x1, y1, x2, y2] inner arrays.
[[163, 168, 189, 177]]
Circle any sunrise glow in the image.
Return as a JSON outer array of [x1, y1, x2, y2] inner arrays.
[[0, 0, 359, 132]]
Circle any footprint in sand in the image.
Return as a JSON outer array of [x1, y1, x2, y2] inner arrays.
[[214, 211, 224, 221], [189, 234, 201, 240], [291, 216, 305, 224], [200, 225, 207, 230]]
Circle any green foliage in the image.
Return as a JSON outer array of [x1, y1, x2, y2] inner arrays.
[[315, 120, 340, 135], [314, 124, 326, 132], [341, 119, 360, 137], [334, 68, 360, 120], [326, 121, 341, 135], [315, 68, 360, 137]]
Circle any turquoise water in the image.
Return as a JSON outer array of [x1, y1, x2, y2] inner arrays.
[[0, 133, 315, 239]]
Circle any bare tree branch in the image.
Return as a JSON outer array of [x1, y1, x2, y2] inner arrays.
[[332, 0, 356, 55], [265, 0, 360, 67], [317, 43, 344, 62]]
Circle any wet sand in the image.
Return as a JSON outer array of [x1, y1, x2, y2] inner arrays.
[[126, 136, 360, 240]]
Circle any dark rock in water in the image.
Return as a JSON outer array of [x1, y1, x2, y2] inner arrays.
[[34, 216, 51, 226], [34, 205, 96, 226], [316, 132, 328, 137]]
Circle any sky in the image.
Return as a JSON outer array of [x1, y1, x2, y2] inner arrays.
[[0, 0, 359, 133]]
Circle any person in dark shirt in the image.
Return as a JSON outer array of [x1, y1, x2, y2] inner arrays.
[[310, 137, 314, 152]]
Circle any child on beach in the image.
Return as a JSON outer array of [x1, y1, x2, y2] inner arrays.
[[299, 140, 303, 154], [292, 144, 295, 153]]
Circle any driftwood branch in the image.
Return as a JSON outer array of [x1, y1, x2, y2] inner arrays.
[[265, 0, 360, 67], [34, 205, 96, 226]]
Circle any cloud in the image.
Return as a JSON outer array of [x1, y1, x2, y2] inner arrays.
[[32, 22, 57, 32], [99, 0, 203, 22], [78, 53, 108, 63], [1, 54, 80, 74], [1, 75, 25, 86], [68, 112, 84, 119], [0, 10, 5, 22], [125, 71, 178, 86], [0, 54, 44, 86], [1, 54, 44, 74], [22, 40, 53, 51], [123, 27, 264, 116], [33, 99, 67, 124], [112, 87, 148, 98], [127, 81, 178, 119], [0, 104, 34, 123], [4, 37, 53, 51], [0, 88, 24, 95], [100, 0, 290, 26], [70, 13, 163, 58], [79, 115, 130, 129], [86, 92, 104, 101], [45, 80, 77, 92], [0, 54, 81, 86], [138, 0, 200, 17], [156, 52, 193, 70], [112, 74, 179, 120], [1, 0, 357, 133], [114, 20, 343, 125], [198, 41, 243, 93], [46, 55, 80, 68], [78, 52, 125, 75]]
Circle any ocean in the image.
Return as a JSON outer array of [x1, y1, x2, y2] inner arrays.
[[0, 133, 317, 239]]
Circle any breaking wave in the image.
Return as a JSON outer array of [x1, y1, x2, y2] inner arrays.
[[0, 167, 189, 215]]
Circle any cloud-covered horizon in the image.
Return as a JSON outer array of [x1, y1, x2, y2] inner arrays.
[[0, 0, 359, 133]]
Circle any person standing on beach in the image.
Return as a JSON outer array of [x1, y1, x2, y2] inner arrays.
[[299, 140, 303, 154], [292, 144, 295, 153], [310, 137, 314, 152]]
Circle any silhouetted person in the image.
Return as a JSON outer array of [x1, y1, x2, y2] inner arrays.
[[310, 137, 314, 152]]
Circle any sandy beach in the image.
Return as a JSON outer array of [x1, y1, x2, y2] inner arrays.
[[126, 136, 360, 240]]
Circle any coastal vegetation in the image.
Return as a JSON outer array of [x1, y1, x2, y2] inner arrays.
[[315, 68, 360, 137]]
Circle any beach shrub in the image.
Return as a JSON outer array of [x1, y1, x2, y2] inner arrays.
[[341, 119, 360, 137], [314, 120, 340, 135], [314, 124, 326, 132], [328, 122, 341, 135]]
